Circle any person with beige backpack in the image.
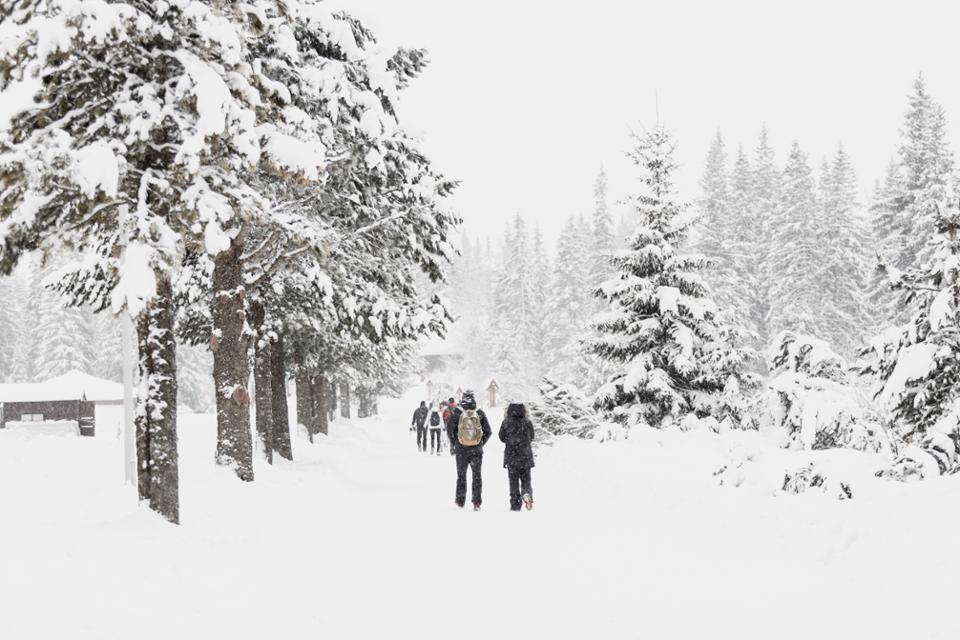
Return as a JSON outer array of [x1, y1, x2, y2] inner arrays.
[[445, 390, 492, 510]]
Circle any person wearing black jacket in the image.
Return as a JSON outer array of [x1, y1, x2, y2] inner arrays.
[[498, 403, 535, 511], [445, 390, 492, 510], [411, 401, 429, 452]]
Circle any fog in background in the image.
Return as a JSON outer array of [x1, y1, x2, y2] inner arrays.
[[334, 0, 960, 240]]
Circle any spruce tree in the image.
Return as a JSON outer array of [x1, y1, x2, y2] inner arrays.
[[726, 145, 762, 341], [545, 216, 592, 383], [767, 141, 819, 337], [818, 146, 870, 355], [868, 159, 907, 329], [589, 167, 614, 294], [863, 198, 960, 475], [696, 132, 731, 279], [751, 127, 780, 345], [899, 75, 954, 266], [591, 127, 723, 428]]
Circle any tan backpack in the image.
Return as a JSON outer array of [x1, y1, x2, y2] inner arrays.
[[457, 409, 483, 446]]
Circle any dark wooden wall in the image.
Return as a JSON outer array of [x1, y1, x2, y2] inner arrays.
[[0, 400, 96, 436]]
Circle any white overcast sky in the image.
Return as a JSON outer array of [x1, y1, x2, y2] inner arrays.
[[333, 0, 960, 241]]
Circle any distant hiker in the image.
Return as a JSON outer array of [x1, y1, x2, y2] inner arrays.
[[441, 397, 457, 455], [412, 401, 429, 452], [442, 397, 456, 424], [429, 402, 444, 455], [498, 403, 535, 511], [446, 390, 491, 510]]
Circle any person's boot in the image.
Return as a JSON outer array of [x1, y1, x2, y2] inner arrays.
[[473, 504, 481, 511], [522, 494, 533, 511]]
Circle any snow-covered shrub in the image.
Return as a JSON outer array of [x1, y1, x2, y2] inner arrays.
[[781, 463, 854, 500], [762, 331, 889, 453], [529, 379, 618, 447], [875, 400, 960, 480]]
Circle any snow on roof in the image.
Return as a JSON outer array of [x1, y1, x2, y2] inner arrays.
[[0, 370, 124, 403]]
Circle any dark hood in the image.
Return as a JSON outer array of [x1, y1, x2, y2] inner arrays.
[[507, 403, 525, 419], [461, 395, 477, 410]]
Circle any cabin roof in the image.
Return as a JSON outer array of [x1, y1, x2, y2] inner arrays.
[[0, 370, 124, 403]]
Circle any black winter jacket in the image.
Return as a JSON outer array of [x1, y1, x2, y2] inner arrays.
[[412, 406, 428, 428], [498, 404, 535, 469], [445, 400, 492, 454]]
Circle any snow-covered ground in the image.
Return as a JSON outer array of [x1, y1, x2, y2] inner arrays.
[[3, 393, 960, 639]]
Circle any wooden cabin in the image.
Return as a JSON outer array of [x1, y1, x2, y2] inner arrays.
[[0, 371, 124, 437]]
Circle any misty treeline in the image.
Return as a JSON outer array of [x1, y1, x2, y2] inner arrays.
[[454, 75, 960, 479], [0, 2, 457, 523], [0, 256, 215, 411]]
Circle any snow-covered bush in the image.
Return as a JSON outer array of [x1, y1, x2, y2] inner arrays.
[[762, 331, 889, 453], [529, 378, 619, 447], [781, 463, 854, 500]]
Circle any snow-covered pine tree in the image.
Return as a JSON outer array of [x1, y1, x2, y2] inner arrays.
[[695, 133, 732, 304], [868, 160, 908, 330], [91, 314, 123, 382], [33, 261, 94, 380], [869, 76, 954, 331], [751, 127, 780, 345], [545, 216, 592, 383], [817, 146, 870, 356], [767, 141, 820, 336], [898, 75, 954, 267], [490, 214, 537, 397], [528, 224, 551, 381], [588, 167, 614, 295], [862, 198, 960, 477], [0, 271, 21, 380], [591, 126, 723, 428], [724, 145, 764, 345]]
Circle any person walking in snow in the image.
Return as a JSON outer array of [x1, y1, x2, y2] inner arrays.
[[412, 401, 429, 452], [442, 397, 456, 455], [446, 390, 491, 510], [498, 403, 535, 511], [428, 402, 444, 455]]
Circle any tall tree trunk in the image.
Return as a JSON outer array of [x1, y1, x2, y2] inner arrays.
[[212, 234, 253, 481], [328, 378, 337, 423], [270, 332, 293, 461], [310, 374, 329, 436], [340, 382, 351, 419], [135, 274, 179, 524], [249, 300, 273, 464], [358, 389, 369, 419], [296, 372, 313, 443]]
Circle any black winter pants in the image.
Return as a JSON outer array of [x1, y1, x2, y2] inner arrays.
[[455, 448, 483, 506], [416, 426, 428, 451], [429, 428, 442, 453], [507, 466, 533, 510]]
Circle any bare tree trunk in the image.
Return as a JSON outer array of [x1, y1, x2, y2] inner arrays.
[[340, 382, 351, 419], [311, 374, 329, 436], [270, 332, 292, 461], [135, 274, 179, 524], [358, 389, 370, 419], [328, 378, 337, 423], [296, 372, 313, 443], [249, 300, 273, 464], [212, 234, 253, 481]]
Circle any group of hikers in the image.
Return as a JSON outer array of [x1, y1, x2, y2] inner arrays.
[[410, 390, 535, 512]]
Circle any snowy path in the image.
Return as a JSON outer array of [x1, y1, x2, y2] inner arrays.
[[3, 396, 960, 639]]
